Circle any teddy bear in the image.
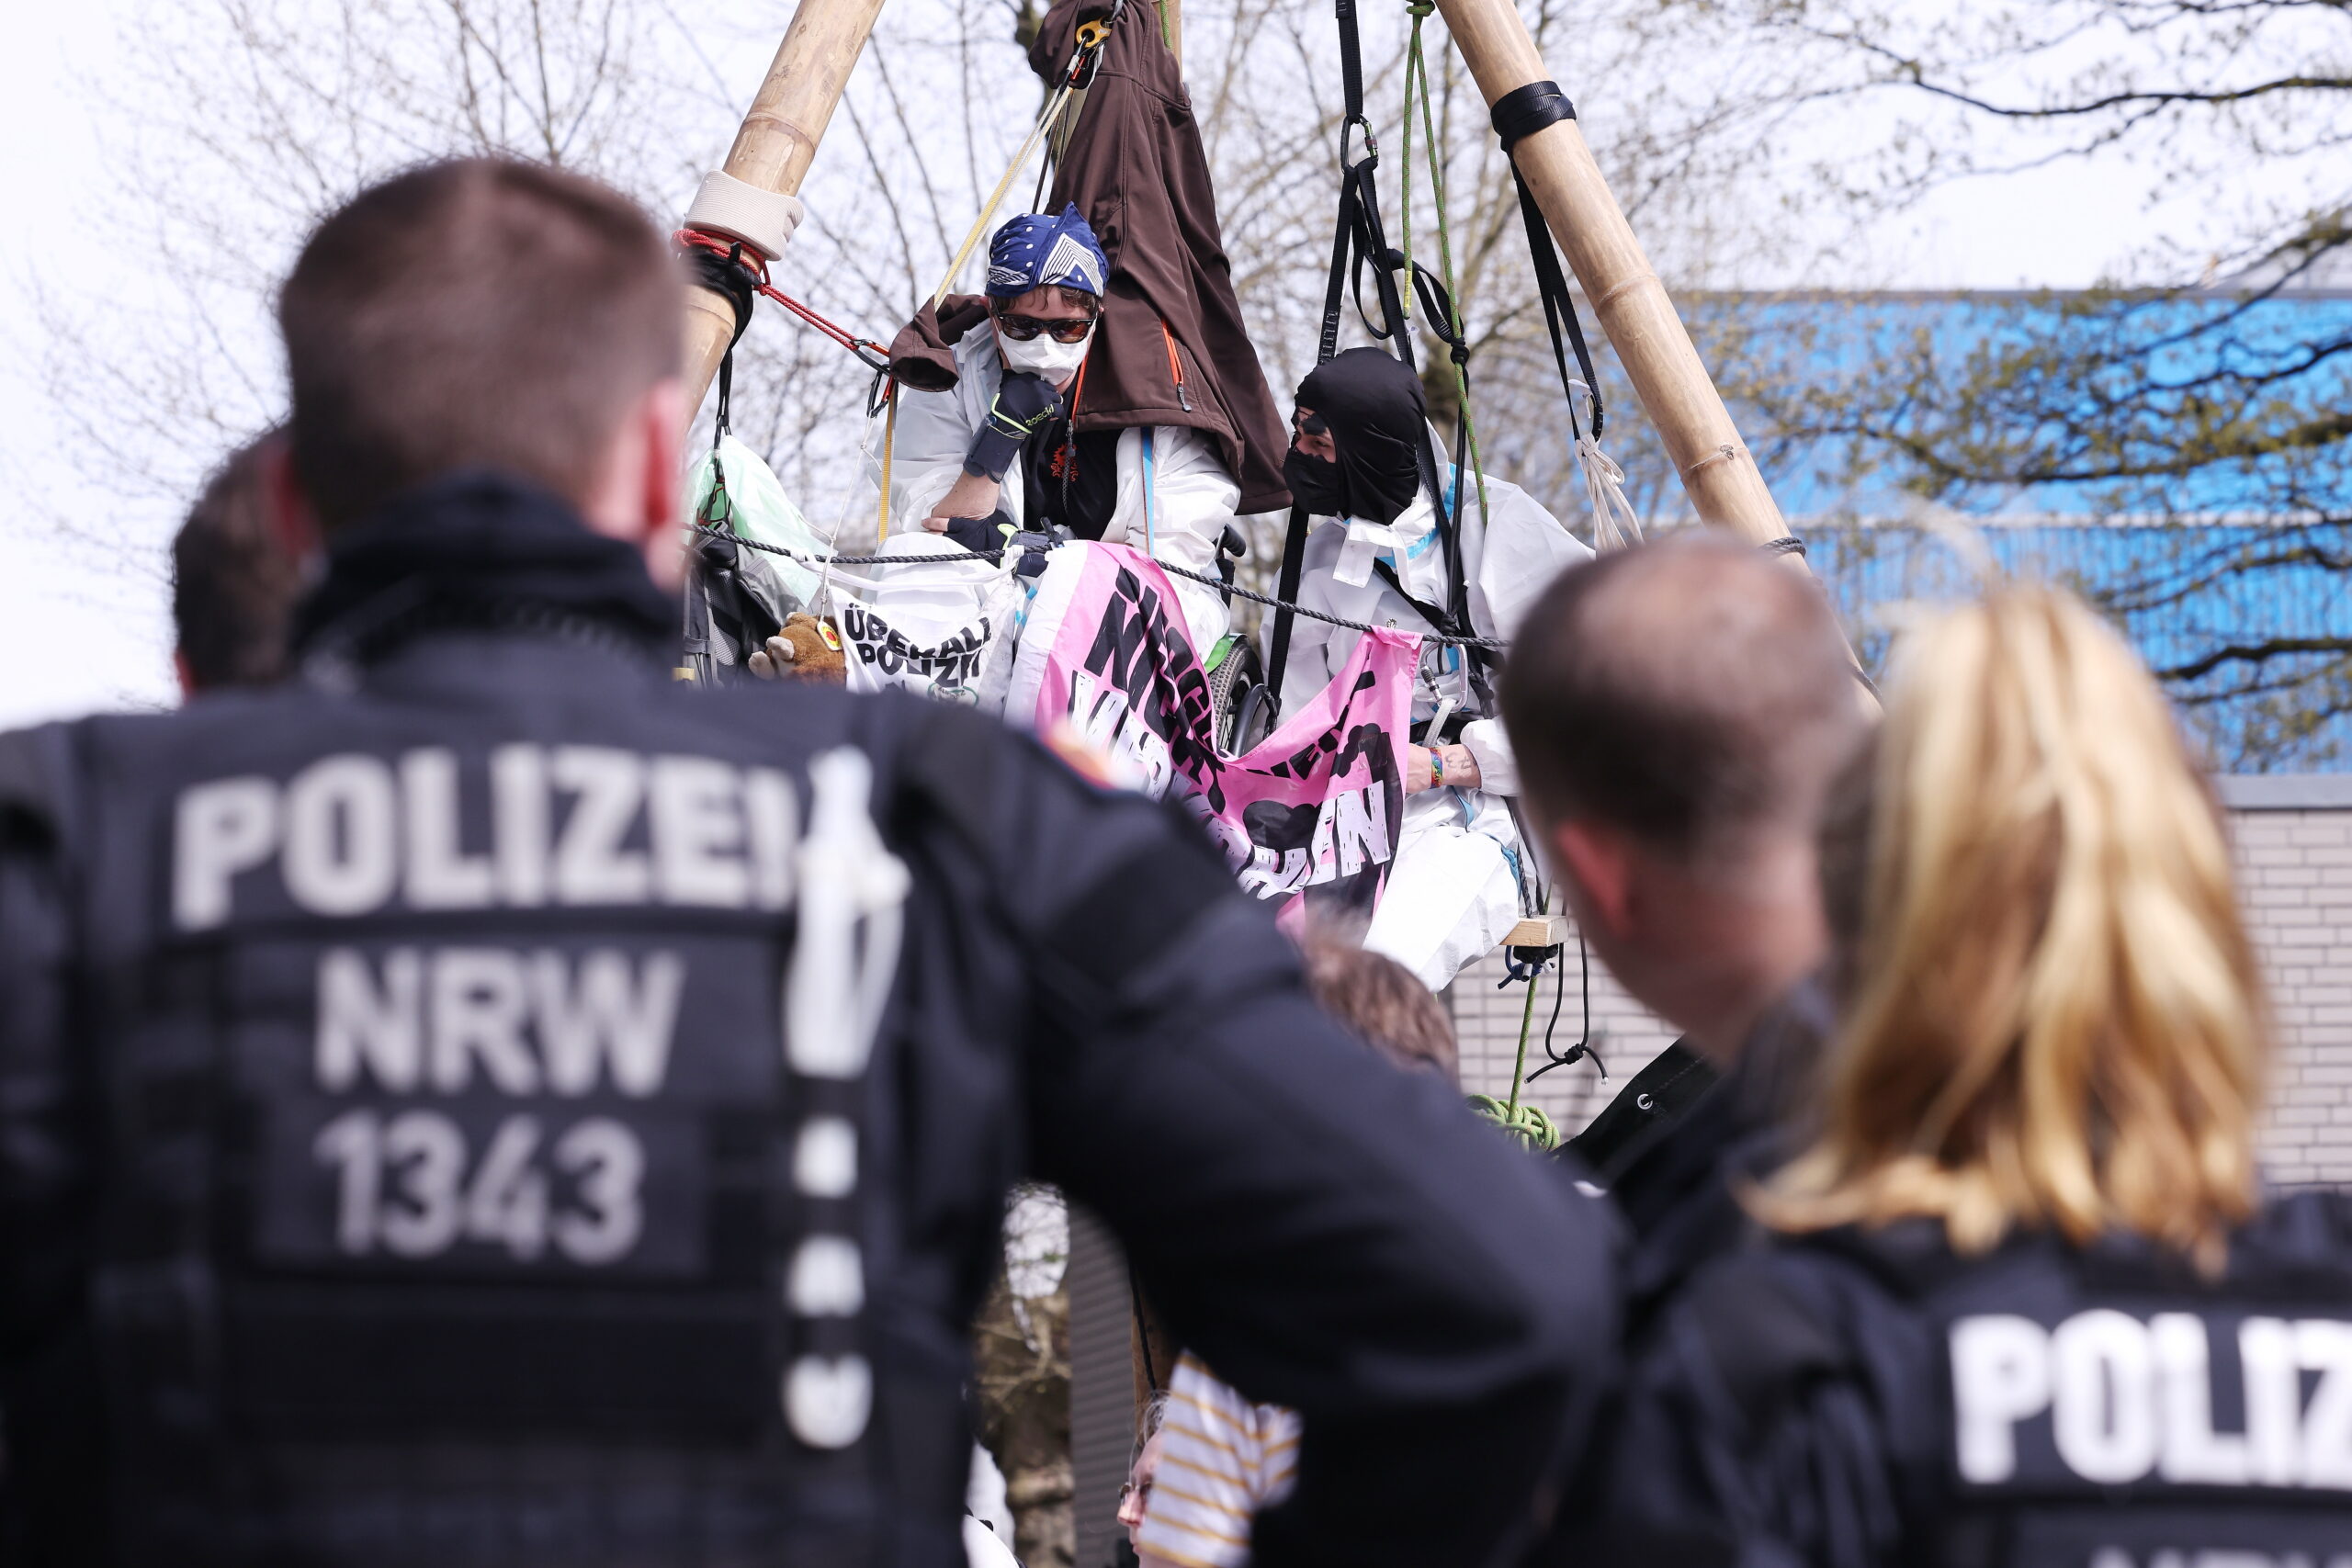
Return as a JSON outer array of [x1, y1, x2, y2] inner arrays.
[[746, 612, 847, 684]]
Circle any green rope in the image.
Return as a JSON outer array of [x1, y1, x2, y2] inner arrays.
[[1507, 965, 1538, 1118], [1464, 932, 1563, 1153], [1399, 2, 1428, 323], [1398, 1, 1491, 525], [1467, 1092, 1560, 1152], [1470, 896, 1565, 1153]]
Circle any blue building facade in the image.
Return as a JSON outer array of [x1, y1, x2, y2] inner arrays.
[[1728, 289, 2352, 771]]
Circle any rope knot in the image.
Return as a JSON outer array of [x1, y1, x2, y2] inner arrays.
[[1465, 1094, 1561, 1152]]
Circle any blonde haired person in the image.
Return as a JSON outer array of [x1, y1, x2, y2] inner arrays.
[[1561, 584, 2352, 1568]]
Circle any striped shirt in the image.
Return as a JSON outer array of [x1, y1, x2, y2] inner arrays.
[[1137, 1353, 1302, 1568]]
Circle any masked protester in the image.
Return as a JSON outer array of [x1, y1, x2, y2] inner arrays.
[[1269, 347, 1592, 990], [879, 207, 1244, 656]]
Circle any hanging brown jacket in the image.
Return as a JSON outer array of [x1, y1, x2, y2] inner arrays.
[[888, 1, 1291, 514]]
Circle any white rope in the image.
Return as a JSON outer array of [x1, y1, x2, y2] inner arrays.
[[1571, 384, 1644, 554], [1578, 435, 1644, 554], [812, 399, 892, 618]]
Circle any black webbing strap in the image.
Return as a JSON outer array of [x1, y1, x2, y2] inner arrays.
[[1318, 0, 1412, 367], [682, 243, 760, 352], [1272, 0, 1479, 708], [1491, 80, 1575, 152], [681, 242, 761, 445], [1490, 82, 1607, 442], [678, 242, 763, 688], [1335, 0, 1365, 121], [1317, 139, 1414, 358], [1267, 502, 1310, 706]]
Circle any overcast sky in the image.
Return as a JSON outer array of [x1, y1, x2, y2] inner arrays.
[[0, 0, 2262, 730]]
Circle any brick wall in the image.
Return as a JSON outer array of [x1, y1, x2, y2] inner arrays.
[[1444, 779, 2352, 1186], [2220, 778, 2352, 1186]]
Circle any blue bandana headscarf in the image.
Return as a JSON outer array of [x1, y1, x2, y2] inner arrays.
[[986, 204, 1109, 299]]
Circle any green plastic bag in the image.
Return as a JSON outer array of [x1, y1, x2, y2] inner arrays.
[[684, 435, 827, 606]]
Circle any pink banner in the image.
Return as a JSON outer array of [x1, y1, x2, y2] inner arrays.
[[1013, 544, 1419, 920]]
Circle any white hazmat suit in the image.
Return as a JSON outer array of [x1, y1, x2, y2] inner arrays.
[[879, 328, 1242, 658], [1270, 461, 1592, 989]]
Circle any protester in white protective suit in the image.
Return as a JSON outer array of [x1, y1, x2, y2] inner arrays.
[[1268, 347, 1594, 991], [877, 206, 1239, 658]]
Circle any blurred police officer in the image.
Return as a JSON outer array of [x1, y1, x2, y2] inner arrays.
[[1580, 585, 2352, 1565], [171, 430, 298, 695], [0, 159, 1613, 1568], [1499, 536, 1864, 1336]]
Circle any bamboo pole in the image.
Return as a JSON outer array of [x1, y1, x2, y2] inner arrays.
[[683, 0, 891, 419], [1432, 0, 1791, 549]]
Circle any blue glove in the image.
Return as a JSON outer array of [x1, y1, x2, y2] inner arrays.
[[963, 371, 1063, 482]]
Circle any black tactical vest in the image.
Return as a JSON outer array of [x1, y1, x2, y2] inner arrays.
[[6, 637, 975, 1566], [1708, 1204, 2352, 1568]]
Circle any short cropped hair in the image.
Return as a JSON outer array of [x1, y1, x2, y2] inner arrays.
[[1297, 930, 1459, 1086], [1499, 535, 1863, 862], [173, 434, 298, 691], [278, 157, 681, 529]]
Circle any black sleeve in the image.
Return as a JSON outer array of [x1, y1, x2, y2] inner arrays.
[[905, 705, 1623, 1568], [0, 727, 108, 1552], [1556, 1253, 1907, 1568], [0, 727, 90, 1355]]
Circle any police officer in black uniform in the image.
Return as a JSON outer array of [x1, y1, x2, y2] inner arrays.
[[1568, 585, 2352, 1566], [0, 159, 1616, 1567], [1496, 537, 1865, 1343]]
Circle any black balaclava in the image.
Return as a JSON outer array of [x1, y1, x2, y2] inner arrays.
[[1284, 346, 1429, 525]]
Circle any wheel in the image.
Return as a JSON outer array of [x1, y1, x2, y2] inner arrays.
[[1208, 638, 1276, 757], [1228, 683, 1278, 756]]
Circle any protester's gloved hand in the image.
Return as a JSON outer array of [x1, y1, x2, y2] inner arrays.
[[962, 371, 1063, 482], [935, 508, 1017, 557]]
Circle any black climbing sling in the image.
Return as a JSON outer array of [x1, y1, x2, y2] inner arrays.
[[1490, 81, 1608, 444], [1268, 0, 1479, 712]]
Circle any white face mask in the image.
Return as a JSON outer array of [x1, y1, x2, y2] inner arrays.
[[997, 320, 1094, 380]]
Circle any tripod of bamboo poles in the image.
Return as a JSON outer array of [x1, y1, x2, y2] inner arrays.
[[671, 0, 1869, 856], [683, 0, 1824, 557]]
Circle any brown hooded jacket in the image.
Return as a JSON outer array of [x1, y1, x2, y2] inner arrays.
[[888, 1, 1291, 513]]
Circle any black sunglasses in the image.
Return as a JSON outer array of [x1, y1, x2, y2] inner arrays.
[[997, 312, 1096, 344]]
